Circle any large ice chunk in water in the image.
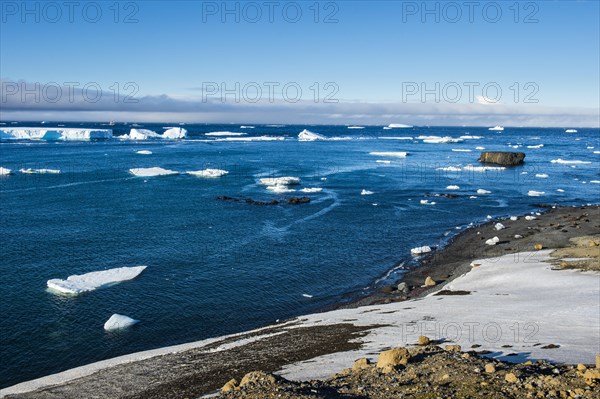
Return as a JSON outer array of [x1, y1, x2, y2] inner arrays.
[[187, 169, 229, 178], [259, 177, 301, 186], [387, 123, 412, 128], [47, 266, 147, 295], [120, 129, 161, 140], [0, 127, 113, 141], [104, 314, 139, 331], [129, 167, 179, 177], [162, 127, 187, 139], [0, 167, 13, 175], [20, 168, 61, 174], [298, 129, 326, 141]]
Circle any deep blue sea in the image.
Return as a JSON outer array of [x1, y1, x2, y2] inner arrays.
[[0, 122, 598, 388]]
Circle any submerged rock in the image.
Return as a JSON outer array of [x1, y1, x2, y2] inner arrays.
[[479, 151, 525, 166]]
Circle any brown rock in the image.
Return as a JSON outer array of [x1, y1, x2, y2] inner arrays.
[[352, 358, 370, 372], [376, 347, 411, 369], [576, 363, 587, 372], [239, 371, 277, 387], [485, 363, 496, 373], [505, 372, 519, 383], [418, 335, 431, 346], [424, 276, 436, 286], [597, 354, 600, 368], [479, 151, 526, 166], [222, 378, 238, 392], [444, 345, 461, 352], [584, 368, 600, 385]]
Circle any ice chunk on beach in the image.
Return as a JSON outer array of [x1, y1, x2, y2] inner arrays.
[[0, 127, 113, 141], [525, 215, 537, 220], [104, 314, 139, 331], [510, 216, 518, 221], [20, 168, 61, 174], [301, 188, 323, 193], [494, 223, 505, 231], [528, 190, 545, 197], [266, 185, 296, 193], [387, 123, 412, 128], [369, 151, 408, 157], [477, 189, 491, 194], [162, 127, 187, 139], [550, 159, 591, 164], [411, 246, 432, 255], [187, 169, 229, 178], [485, 236, 500, 245], [536, 173, 549, 178], [205, 131, 247, 136], [565, 129, 577, 133], [446, 185, 460, 190], [259, 177, 301, 186], [129, 167, 179, 177], [361, 189, 374, 195], [47, 266, 147, 295], [120, 129, 161, 140], [298, 129, 326, 141], [136, 150, 153, 155]]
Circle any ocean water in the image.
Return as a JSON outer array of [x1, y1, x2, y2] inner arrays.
[[0, 123, 598, 388]]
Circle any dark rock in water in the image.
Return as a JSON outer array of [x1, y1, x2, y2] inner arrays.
[[287, 197, 311, 205], [479, 151, 525, 166]]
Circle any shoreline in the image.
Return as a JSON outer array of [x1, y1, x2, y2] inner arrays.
[[2, 204, 599, 398]]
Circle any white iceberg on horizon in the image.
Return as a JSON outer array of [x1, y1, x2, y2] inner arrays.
[[104, 314, 139, 331], [298, 129, 326, 141], [347, 126, 365, 129], [0, 127, 113, 141], [446, 185, 460, 190], [129, 167, 179, 177], [162, 127, 187, 139], [47, 266, 147, 295], [187, 169, 229, 178], [387, 123, 412, 128], [565, 129, 577, 133], [488, 126, 504, 131]]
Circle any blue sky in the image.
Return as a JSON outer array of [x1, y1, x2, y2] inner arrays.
[[1, 0, 599, 125]]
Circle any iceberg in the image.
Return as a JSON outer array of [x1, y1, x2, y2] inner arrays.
[[528, 190, 545, 196], [411, 246, 431, 255], [20, 168, 61, 174], [565, 129, 577, 133], [535, 173, 549, 178], [550, 159, 591, 165], [0, 167, 13, 175], [488, 126, 504, 131], [361, 189, 374, 195], [475, 146, 485, 150], [446, 185, 460, 190], [162, 127, 187, 139], [300, 188, 323, 193], [205, 131, 247, 136], [104, 314, 139, 331], [47, 266, 147, 295], [259, 176, 301, 186], [186, 169, 229, 178], [369, 151, 408, 157], [0, 127, 113, 141], [476, 189, 491, 194], [387, 123, 412, 128], [298, 129, 326, 141], [136, 150, 153, 155], [129, 167, 179, 177], [120, 129, 161, 140]]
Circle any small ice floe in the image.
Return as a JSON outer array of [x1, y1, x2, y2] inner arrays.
[[565, 129, 577, 133], [550, 159, 591, 164], [436, 166, 462, 172], [420, 199, 436, 205], [378, 136, 413, 140], [411, 246, 432, 255], [486, 215, 493, 219], [20, 168, 61, 174], [129, 167, 179, 177], [0, 167, 12, 175], [446, 185, 460, 190], [536, 173, 549, 178], [205, 131, 247, 136], [510, 216, 518, 221], [528, 190, 545, 197], [460, 135, 482, 140], [361, 189, 374, 195], [240, 126, 255, 129], [464, 165, 506, 172], [489, 126, 504, 131], [521, 172, 529, 175], [320, 177, 327, 181], [347, 126, 364, 129], [387, 123, 412, 128], [527, 144, 544, 149], [376, 160, 392, 164], [477, 189, 491, 194], [104, 314, 139, 331], [302, 293, 313, 298], [47, 266, 147, 295], [485, 237, 500, 245], [475, 146, 485, 150], [369, 151, 408, 157], [162, 127, 187, 139], [557, 189, 565, 192], [594, 151, 600, 154], [494, 223, 505, 231], [587, 146, 595, 149], [215, 136, 284, 142], [422, 136, 464, 144], [301, 187, 323, 193], [590, 180, 600, 184], [451, 149, 471, 152], [259, 177, 301, 186], [525, 215, 537, 220], [136, 150, 152, 155], [187, 169, 229, 178], [298, 129, 326, 141], [266, 185, 296, 193], [469, 196, 478, 199]]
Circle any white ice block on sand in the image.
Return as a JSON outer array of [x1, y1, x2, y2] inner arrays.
[[104, 314, 139, 331], [47, 266, 147, 295], [411, 246, 432, 255], [485, 236, 500, 245], [494, 223, 505, 230]]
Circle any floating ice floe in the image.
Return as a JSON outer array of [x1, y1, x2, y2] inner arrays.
[[129, 167, 179, 177], [259, 177, 301, 186], [20, 168, 61, 174], [488, 126, 504, 131], [298, 129, 326, 141], [422, 136, 464, 144], [378, 136, 413, 140], [162, 127, 188, 139], [494, 223, 505, 231], [376, 160, 391, 164], [477, 189, 491, 194], [565, 129, 577, 133], [475, 146, 485, 150], [557, 189, 565, 192], [120, 129, 161, 140], [215, 136, 284, 141], [205, 131, 247, 137], [240, 126, 255, 129], [594, 151, 600, 154], [590, 180, 600, 184], [528, 191, 545, 197], [525, 215, 537, 220], [485, 237, 500, 245], [47, 266, 147, 295], [464, 165, 506, 172], [451, 149, 471, 152], [535, 173, 549, 178], [387, 123, 412, 128], [0, 167, 13, 175], [300, 187, 323, 193], [550, 159, 591, 165], [187, 169, 229, 178], [527, 144, 544, 149], [411, 246, 432, 255], [266, 185, 296, 193], [469, 196, 478, 199], [420, 199, 436, 205], [136, 150, 153, 155], [0, 127, 113, 141], [369, 151, 408, 157], [446, 185, 460, 190], [302, 293, 314, 298], [347, 126, 364, 129], [104, 314, 139, 331], [436, 166, 462, 172], [361, 189, 374, 195], [459, 135, 483, 140]]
